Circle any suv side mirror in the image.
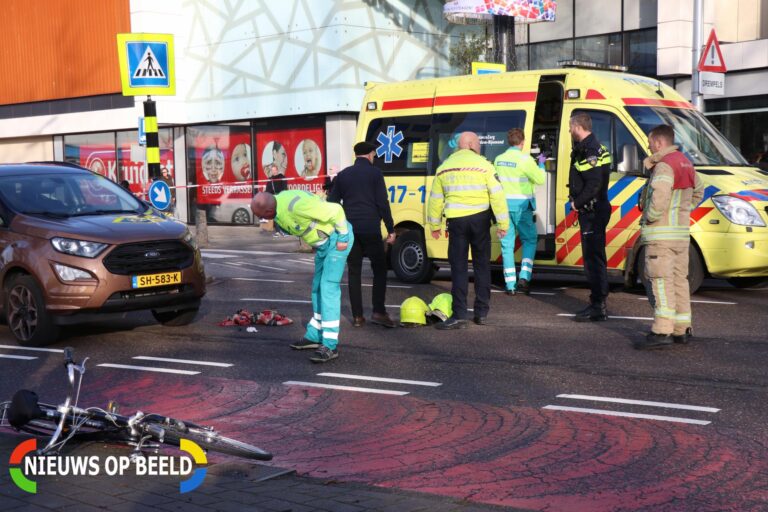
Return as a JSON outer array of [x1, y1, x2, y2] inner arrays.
[[617, 144, 641, 175]]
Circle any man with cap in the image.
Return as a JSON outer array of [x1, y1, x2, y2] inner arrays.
[[251, 190, 353, 363], [328, 141, 396, 328]]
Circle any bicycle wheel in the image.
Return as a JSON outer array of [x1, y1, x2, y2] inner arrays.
[[160, 424, 272, 461]]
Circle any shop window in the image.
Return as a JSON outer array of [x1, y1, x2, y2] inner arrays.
[[529, 39, 573, 70], [431, 110, 527, 172], [186, 125, 255, 225], [63, 133, 116, 180], [116, 128, 174, 199], [365, 116, 432, 176]]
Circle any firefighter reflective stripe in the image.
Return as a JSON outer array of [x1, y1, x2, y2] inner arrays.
[[654, 279, 676, 319], [669, 190, 683, 226], [641, 226, 690, 242]]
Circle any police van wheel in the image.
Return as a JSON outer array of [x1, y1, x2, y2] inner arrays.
[[391, 230, 436, 284]]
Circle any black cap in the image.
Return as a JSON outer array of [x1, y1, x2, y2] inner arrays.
[[354, 141, 377, 156]]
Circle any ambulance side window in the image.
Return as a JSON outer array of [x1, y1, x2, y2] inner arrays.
[[430, 110, 527, 173], [573, 110, 645, 174], [365, 116, 431, 176]]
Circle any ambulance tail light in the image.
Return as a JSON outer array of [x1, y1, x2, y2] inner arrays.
[[711, 195, 766, 227]]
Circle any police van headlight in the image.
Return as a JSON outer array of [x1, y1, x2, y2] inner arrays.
[[711, 196, 766, 227]]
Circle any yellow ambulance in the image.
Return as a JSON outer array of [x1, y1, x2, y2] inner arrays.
[[357, 67, 768, 292]]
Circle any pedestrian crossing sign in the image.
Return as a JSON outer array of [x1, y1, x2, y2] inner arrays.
[[116, 33, 175, 96]]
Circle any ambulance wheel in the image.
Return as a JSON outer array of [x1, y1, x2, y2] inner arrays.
[[391, 230, 436, 284], [634, 245, 704, 294], [726, 277, 768, 289]]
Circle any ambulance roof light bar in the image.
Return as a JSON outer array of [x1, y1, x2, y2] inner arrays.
[[558, 60, 628, 72]]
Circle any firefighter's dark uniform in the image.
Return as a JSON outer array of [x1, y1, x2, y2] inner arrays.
[[568, 133, 612, 321]]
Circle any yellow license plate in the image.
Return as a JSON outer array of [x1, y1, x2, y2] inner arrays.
[[131, 271, 182, 289]]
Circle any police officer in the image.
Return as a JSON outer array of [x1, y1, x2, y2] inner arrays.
[[568, 113, 612, 321], [251, 190, 353, 363], [634, 125, 704, 350], [427, 131, 509, 329], [494, 128, 546, 295]]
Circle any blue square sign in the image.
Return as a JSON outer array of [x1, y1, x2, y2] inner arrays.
[[127, 42, 170, 88]]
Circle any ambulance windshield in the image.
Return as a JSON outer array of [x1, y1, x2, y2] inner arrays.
[[625, 106, 747, 166]]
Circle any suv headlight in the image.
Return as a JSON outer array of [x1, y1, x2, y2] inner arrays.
[[51, 237, 109, 258], [711, 195, 766, 227], [182, 230, 198, 249]]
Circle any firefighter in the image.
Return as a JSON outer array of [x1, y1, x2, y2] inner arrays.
[[568, 113, 612, 322], [251, 190, 353, 362], [634, 124, 704, 350], [427, 131, 509, 329], [494, 128, 546, 295]]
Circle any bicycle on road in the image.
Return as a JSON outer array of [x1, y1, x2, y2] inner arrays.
[[0, 348, 272, 461]]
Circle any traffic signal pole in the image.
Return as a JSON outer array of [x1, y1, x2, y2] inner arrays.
[[143, 97, 161, 180]]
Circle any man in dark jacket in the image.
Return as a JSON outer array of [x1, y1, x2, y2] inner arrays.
[[568, 112, 612, 322], [328, 141, 396, 328]]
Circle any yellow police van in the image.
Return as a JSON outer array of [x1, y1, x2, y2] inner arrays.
[[357, 67, 768, 292]]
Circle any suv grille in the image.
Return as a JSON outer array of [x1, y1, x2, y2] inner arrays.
[[103, 241, 194, 275]]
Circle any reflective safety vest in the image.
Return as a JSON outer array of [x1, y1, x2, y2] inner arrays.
[[275, 190, 350, 247], [427, 149, 509, 231], [493, 147, 545, 210]]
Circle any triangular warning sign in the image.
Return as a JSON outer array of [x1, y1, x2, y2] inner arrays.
[[698, 29, 726, 73], [133, 47, 166, 78]]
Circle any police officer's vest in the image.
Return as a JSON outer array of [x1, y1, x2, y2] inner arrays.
[[275, 190, 348, 247], [427, 149, 509, 230], [494, 147, 545, 211]]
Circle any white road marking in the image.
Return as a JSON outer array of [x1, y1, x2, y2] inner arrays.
[[133, 356, 233, 368], [637, 297, 736, 305], [242, 298, 312, 303], [283, 381, 408, 396], [201, 253, 238, 259], [542, 405, 710, 425], [317, 373, 441, 387], [0, 345, 64, 353], [208, 262, 260, 271], [233, 277, 295, 283], [556, 394, 720, 413], [557, 313, 653, 321], [285, 259, 315, 266], [0, 354, 37, 360], [97, 364, 200, 375], [237, 262, 286, 272], [491, 288, 555, 296]]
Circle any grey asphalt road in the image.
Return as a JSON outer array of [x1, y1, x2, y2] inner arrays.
[[0, 227, 766, 510]]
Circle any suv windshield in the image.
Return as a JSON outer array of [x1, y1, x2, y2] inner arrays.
[[0, 172, 146, 217], [625, 106, 747, 166]]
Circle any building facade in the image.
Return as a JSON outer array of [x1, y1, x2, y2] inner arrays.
[[1, 0, 767, 225]]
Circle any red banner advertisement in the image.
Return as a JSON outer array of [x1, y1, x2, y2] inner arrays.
[[256, 126, 326, 194], [75, 145, 175, 199], [190, 126, 254, 205]]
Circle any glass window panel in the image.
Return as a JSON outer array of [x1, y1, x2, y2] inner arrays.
[[63, 133, 116, 181], [115, 128, 174, 200], [365, 116, 432, 176], [530, 40, 573, 70], [625, 28, 657, 77]]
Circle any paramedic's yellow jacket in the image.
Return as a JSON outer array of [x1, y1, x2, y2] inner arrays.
[[427, 149, 509, 231]]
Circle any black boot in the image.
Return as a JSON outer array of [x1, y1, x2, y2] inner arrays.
[[573, 302, 607, 322], [516, 278, 530, 295], [673, 327, 693, 344], [634, 332, 673, 350]]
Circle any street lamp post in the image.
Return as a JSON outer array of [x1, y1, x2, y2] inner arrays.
[[691, 0, 704, 111]]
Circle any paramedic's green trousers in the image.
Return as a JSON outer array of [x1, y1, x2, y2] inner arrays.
[[500, 205, 538, 291], [304, 224, 354, 350]]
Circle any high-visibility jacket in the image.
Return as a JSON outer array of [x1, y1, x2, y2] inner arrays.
[[493, 147, 546, 211], [275, 190, 350, 248], [568, 133, 612, 210], [640, 145, 704, 247], [427, 149, 509, 231]]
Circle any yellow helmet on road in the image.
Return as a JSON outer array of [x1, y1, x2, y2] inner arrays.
[[428, 293, 452, 322], [399, 297, 429, 326]]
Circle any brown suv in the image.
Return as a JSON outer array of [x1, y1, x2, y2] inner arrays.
[[0, 163, 206, 346]]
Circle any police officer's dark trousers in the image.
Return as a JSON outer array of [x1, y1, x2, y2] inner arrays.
[[579, 200, 610, 305], [346, 233, 387, 318], [447, 210, 492, 320]]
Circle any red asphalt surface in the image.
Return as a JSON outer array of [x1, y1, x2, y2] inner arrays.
[[78, 372, 766, 512]]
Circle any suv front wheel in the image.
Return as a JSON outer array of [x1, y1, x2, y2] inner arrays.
[[5, 274, 59, 346]]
